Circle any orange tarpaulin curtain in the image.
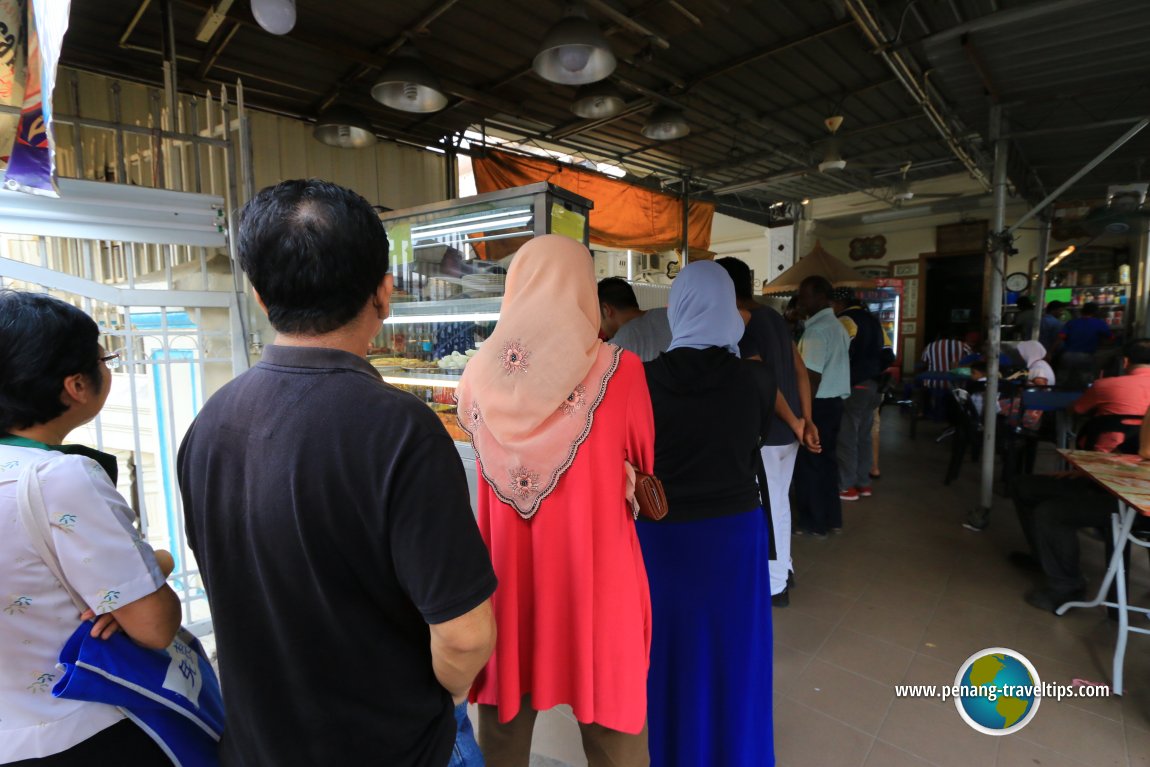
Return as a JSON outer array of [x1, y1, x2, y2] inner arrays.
[[472, 149, 714, 252]]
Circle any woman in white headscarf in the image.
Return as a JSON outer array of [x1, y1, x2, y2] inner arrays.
[[639, 261, 777, 767], [1017, 339, 1055, 387]]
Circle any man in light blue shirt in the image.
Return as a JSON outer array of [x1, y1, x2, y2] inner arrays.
[[793, 275, 851, 537]]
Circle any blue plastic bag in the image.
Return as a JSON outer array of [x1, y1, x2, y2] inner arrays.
[[448, 702, 484, 767], [52, 621, 224, 766]]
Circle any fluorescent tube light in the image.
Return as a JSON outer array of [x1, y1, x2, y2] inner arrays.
[[381, 375, 461, 389], [383, 312, 501, 325]]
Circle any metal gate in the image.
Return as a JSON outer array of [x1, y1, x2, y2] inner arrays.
[[0, 227, 247, 633]]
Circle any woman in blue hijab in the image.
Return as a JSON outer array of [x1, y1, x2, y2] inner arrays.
[[640, 261, 777, 767]]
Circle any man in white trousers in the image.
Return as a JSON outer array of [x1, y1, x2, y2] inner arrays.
[[716, 258, 820, 605]]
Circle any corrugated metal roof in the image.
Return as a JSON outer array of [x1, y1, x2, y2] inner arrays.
[[59, 0, 1150, 219]]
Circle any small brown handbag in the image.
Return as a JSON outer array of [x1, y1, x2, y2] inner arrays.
[[631, 469, 669, 521]]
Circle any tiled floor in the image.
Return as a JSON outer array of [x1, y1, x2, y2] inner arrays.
[[772, 410, 1150, 767], [524, 409, 1150, 766]]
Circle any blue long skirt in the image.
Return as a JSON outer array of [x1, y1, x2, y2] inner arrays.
[[637, 507, 774, 767]]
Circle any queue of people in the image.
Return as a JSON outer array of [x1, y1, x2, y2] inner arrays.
[[0, 178, 957, 767]]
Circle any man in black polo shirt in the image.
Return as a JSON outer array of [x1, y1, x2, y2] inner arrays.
[[178, 180, 497, 767]]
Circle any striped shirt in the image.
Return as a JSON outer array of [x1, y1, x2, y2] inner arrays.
[[922, 339, 972, 389], [922, 339, 971, 372]]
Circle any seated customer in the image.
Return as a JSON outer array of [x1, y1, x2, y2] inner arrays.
[[918, 330, 971, 420], [1011, 401, 1150, 612], [597, 277, 671, 362], [1070, 338, 1150, 452]]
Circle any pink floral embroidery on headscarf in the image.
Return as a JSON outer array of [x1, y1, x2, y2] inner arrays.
[[508, 466, 541, 499], [559, 385, 587, 416], [501, 340, 531, 374]]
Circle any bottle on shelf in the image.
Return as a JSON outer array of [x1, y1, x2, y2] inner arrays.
[[1119, 263, 1132, 284]]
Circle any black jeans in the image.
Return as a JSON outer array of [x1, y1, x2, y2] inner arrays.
[[794, 397, 844, 535], [8, 720, 173, 766]]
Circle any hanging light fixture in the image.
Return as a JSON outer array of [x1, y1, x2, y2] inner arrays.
[[642, 105, 689, 140], [313, 106, 376, 149], [534, 3, 616, 85], [571, 80, 625, 119], [372, 47, 448, 113], [251, 0, 296, 35]]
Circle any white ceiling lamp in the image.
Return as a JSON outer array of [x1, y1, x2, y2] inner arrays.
[[534, 3, 616, 85], [251, 0, 296, 35], [313, 106, 377, 149], [571, 80, 625, 119], [642, 105, 689, 140], [372, 47, 449, 113]]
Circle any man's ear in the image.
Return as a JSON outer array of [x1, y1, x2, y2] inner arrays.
[[373, 273, 395, 319], [252, 289, 268, 315]]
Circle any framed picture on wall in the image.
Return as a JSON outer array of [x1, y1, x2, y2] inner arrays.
[[892, 261, 919, 277]]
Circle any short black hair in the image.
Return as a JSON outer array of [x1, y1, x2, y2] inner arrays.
[[715, 257, 753, 300], [1080, 302, 1099, 316], [1045, 300, 1063, 313], [1124, 338, 1150, 366], [0, 290, 103, 432], [799, 275, 833, 298], [238, 179, 389, 335], [597, 277, 639, 310], [1016, 296, 1034, 311]]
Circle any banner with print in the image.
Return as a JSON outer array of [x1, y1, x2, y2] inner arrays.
[[4, 0, 69, 197]]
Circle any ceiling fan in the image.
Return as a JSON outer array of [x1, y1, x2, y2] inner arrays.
[[847, 162, 966, 206], [888, 162, 965, 203], [817, 115, 847, 173]]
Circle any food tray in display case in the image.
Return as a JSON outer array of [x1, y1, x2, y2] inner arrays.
[[372, 183, 593, 444]]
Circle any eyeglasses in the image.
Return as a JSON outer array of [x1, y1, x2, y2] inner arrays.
[[99, 352, 123, 371]]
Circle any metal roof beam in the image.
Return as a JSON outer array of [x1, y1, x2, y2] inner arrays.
[[547, 97, 653, 141], [313, 0, 465, 113], [1007, 117, 1150, 234], [684, 21, 854, 90], [918, 0, 1106, 47], [1004, 116, 1150, 140], [585, 0, 671, 49], [844, 0, 990, 190], [196, 20, 240, 81]]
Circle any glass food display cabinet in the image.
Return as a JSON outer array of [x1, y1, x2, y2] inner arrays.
[[374, 183, 593, 504]]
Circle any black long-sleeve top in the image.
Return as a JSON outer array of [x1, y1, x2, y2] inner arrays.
[[643, 346, 777, 523]]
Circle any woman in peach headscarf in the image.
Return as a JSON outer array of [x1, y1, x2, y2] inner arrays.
[[457, 235, 655, 767]]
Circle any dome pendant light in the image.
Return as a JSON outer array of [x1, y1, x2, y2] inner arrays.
[[372, 47, 448, 113], [314, 106, 377, 149], [642, 105, 689, 140], [571, 81, 625, 119], [534, 3, 616, 85], [251, 0, 296, 35]]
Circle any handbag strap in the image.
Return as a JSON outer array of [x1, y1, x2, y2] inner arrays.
[[14, 455, 89, 613], [753, 445, 778, 562]]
